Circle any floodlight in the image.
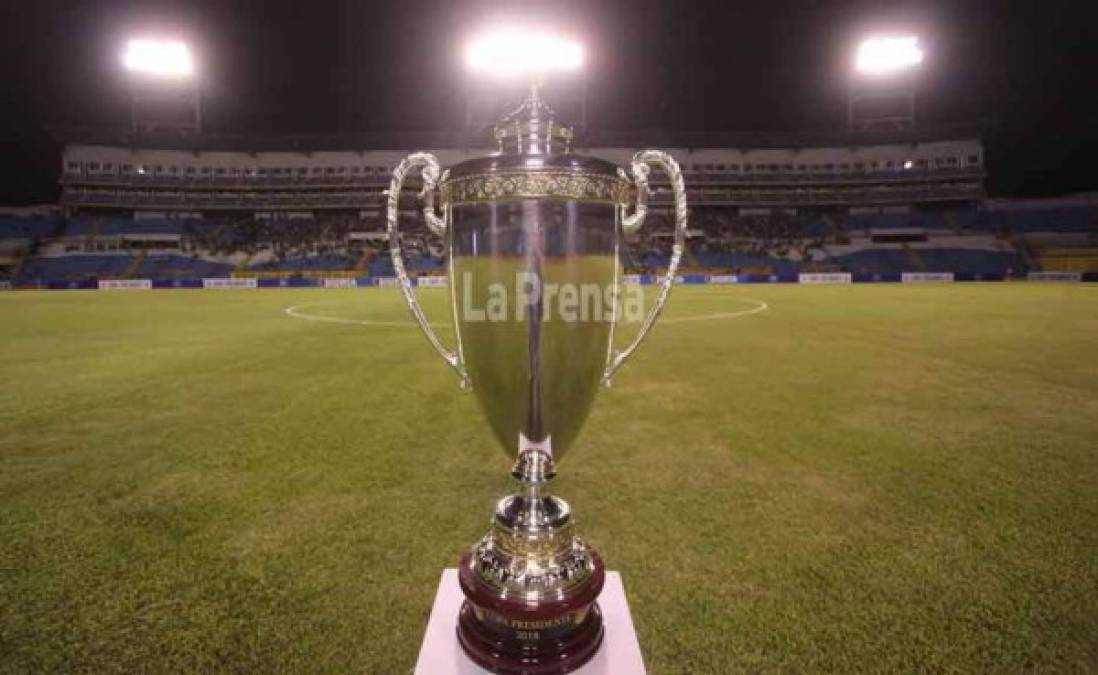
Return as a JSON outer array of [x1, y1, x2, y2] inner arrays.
[[855, 36, 923, 75], [465, 29, 583, 77], [122, 39, 195, 78]]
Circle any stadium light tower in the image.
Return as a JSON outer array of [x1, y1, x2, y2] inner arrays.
[[462, 28, 588, 142], [848, 35, 923, 133], [122, 38, 202, 134]]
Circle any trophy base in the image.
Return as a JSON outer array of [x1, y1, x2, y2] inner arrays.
[[457, 601, 604, 675], [456, 551, 605, 675]]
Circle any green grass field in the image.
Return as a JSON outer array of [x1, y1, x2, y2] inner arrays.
[[2, 284, 1097, 673]]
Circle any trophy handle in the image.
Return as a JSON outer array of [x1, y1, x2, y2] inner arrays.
[[603, 149, 688, 387], [387, 152, 469, 388]]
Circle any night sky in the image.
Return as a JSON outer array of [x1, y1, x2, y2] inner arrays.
[[2, 0, 1097, 204]]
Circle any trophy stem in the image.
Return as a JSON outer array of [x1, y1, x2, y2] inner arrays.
[[512, 448, 556, 486]]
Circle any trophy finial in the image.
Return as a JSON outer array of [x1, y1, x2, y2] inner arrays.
[[493, 82, 574, 156]]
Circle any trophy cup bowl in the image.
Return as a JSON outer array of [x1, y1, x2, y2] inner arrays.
[[388, 89, 687, 674]]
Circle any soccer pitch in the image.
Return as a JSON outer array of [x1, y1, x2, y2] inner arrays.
[[2, 284, 1096, 673]]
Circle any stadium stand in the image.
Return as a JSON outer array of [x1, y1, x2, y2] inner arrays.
[[990, 207, 1094, 234], [18, 255, 134, 281], [5, 201, 1094, 284], [0, 215, 61, 240], [4, 138, 1094, 284]]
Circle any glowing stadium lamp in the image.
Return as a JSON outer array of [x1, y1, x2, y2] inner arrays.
[[122, 39, 195, 78], [465, 29, 583, 78], [855, 36, 924, 76]]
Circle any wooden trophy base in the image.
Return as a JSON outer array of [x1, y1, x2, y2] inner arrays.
[[456, 551, 606, 675]]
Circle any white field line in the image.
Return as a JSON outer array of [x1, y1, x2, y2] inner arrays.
[[660, 298, 769, 323], [284, 302, 437, 327], [286, 297, 768, 328]]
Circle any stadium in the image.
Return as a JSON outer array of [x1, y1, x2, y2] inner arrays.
[[2, 132, 1095, 286], [2, 3, 1096, 674]]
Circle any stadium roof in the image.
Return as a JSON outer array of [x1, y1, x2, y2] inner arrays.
[[55, 121, 988, 154]]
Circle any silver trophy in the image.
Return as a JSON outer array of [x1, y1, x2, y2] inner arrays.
[[388, 87, 687, 674]]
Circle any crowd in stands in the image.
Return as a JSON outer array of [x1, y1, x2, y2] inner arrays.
[[1, 204, 1095, 283], [184, 216, 354, 259]]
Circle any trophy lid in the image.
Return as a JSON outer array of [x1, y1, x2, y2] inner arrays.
[[441, 85, 632, 206]]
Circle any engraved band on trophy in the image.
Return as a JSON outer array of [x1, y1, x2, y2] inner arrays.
[[388, 86, 688, 674]]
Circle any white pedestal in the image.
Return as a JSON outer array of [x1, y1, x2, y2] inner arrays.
[[414, 569, 647, 675]]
